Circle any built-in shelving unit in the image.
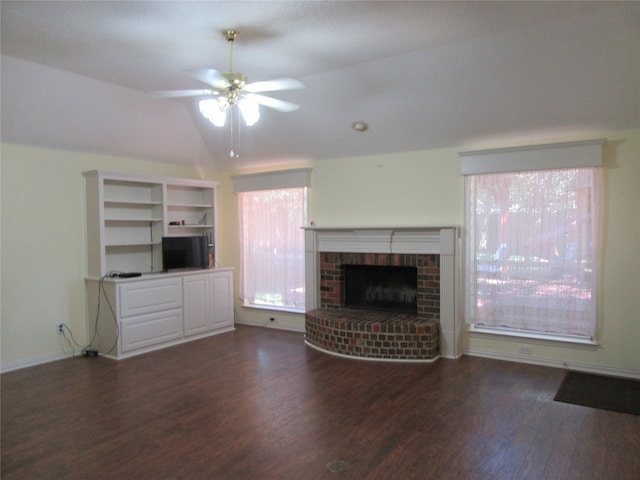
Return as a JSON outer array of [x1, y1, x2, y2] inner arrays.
[[83, 171, 218, 277], [83, 171, 234, 360]]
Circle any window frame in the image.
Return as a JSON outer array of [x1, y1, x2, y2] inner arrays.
[[460, 140, 603, 345], [233, 169, 311, 314]]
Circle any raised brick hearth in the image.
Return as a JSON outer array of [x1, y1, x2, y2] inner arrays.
[[305, 308, 439, 360]]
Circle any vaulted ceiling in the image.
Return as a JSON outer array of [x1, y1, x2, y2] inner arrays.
[[1, 1, 638, 171]]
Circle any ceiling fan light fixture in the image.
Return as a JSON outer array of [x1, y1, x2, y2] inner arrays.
[[199, 98, 227, 127], [239, 95, 260, 126], [155, 27, 301, 132], [200, 95, 261, 128]]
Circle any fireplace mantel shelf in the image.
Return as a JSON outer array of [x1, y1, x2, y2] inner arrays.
[[305, 225, 459, 256]]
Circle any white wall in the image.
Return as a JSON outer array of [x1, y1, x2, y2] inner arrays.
[[0, 144, 222, 370], [2, 130, 638, 377], [309, 146, 463, 227], [230, 131, 640, 377]]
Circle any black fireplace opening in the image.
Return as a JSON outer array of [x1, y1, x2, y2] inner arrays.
[[344, 264, 418, 314]]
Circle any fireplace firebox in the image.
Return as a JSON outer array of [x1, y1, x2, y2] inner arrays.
[[344, 265, 417, 313]]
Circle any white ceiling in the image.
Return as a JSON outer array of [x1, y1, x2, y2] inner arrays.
[[1, 1, 638, 171]]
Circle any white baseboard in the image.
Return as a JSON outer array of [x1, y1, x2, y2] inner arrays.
[[464, 348, 640, 379], [1, 351, 73, 374]]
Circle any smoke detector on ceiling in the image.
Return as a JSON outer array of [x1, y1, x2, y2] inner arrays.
[[351, 121, 369, 132]]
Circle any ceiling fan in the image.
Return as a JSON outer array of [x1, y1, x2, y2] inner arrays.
[[151, 29, 304, 127]]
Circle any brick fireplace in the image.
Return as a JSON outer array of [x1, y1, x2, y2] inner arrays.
[[304, 226, 461, 361]]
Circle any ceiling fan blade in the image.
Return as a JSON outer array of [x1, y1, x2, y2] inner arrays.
[[149, 89, 215, 99], [252, 94, 300, 112], [185, 68, 229, 89], [244, 78, 305, 93]]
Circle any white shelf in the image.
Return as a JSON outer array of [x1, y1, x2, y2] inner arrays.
[[105, 241, 160, 248], [105, 200, 163, 206], [168, 224, 215, 229], [105, 218, 163, 223], [167, 203, 213, 209]]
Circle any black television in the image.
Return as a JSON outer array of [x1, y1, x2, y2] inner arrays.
[[162, 236, 209, 271]]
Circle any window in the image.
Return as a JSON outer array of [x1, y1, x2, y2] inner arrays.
[[233, 169, 311, 312], [461, 140, 603, 342]]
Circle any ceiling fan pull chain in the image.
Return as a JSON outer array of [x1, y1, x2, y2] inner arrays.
[[237, 113, 242, 157], [229, 108, 236, 158]]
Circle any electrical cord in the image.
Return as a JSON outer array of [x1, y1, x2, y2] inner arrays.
[[59, 323, 82, 357], [100, 272, 120, 355], [80, 272, 121, 356]]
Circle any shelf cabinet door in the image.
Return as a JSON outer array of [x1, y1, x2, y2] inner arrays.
[[211, 270, 233, 330], [183, 274, 212, 336]]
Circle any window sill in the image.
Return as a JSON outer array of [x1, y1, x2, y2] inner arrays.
[[468, 325, 598, 348], [242, 303, 305, 315]]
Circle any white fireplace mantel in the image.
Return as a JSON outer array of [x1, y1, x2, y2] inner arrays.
[[304, 225, 462, 358]]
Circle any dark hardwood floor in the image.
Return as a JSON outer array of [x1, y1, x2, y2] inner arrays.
[[2, 326, 638, 479]]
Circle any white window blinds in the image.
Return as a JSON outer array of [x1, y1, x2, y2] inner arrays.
[[461, 140, 603, 341], [233, 169, 311, 312]]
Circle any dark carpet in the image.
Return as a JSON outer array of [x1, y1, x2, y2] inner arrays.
[[554, 370, 640, 415]]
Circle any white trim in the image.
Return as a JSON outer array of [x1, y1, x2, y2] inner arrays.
[[82, 170, 218, 188], [242, 303, 305, 315], [0, 351, 72, 373], [468, 326, 598, 347], [232, 168, 312, 192], [235, 319, 305, 333], [459, 138, 605, 175], [307, 226, 448, 254], [464, 349, 640, 380], [305, 340, 441, 364], [304, 224, 459, 231]]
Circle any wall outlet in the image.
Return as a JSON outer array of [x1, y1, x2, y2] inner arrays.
[[57, 323, 64, 334], [518, 346, 533, 355]]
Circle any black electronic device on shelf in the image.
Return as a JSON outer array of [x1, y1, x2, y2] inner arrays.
[[162, 236, 209, 272], [116, 272, 142, 278]]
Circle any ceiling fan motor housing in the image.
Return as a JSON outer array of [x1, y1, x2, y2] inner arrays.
[[221, 72, 247, 105], [223, 72, 247, 87]]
